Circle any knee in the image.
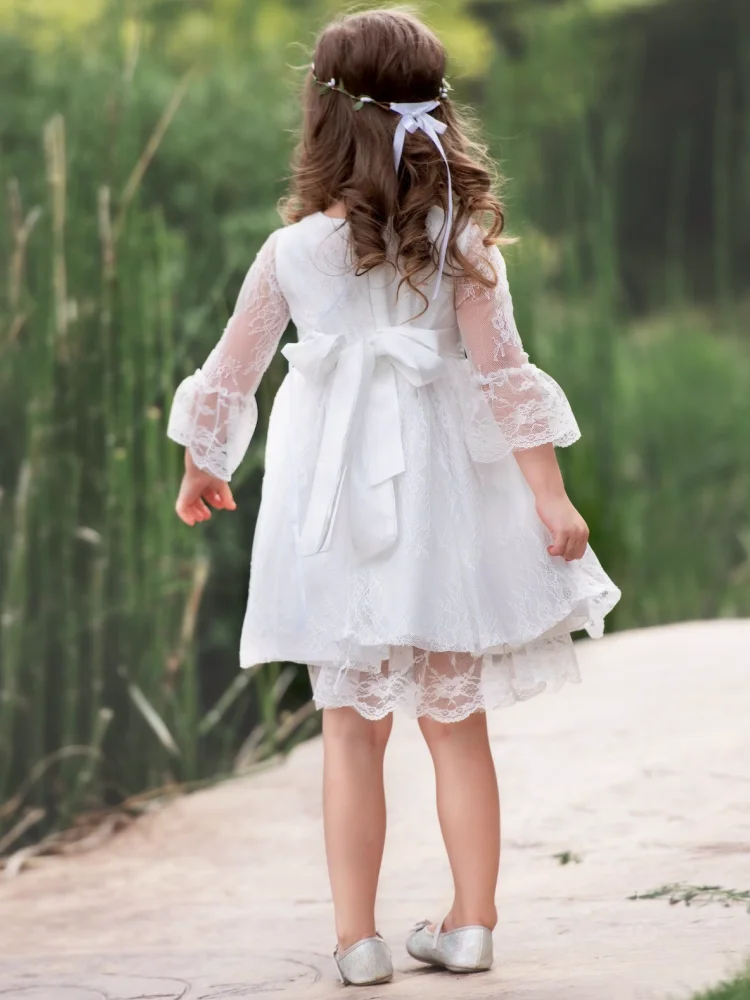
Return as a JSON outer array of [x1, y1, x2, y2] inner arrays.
[[324, 707, 393, 754], [419, 711, 487, 750], [418, 715, 454, 749]]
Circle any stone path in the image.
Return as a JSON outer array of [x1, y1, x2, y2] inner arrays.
[[1, 620, 749, 999]]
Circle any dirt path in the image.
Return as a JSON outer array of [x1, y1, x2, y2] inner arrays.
[[1, 621, 749, 1000]]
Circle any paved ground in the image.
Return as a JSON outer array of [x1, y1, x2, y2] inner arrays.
[[1, 620, 749, 1000]]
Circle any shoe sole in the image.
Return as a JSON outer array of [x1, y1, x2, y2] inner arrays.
[[444, 963, 492, 973], [340, 971, 394, 986], [407, 944, 490, 974]]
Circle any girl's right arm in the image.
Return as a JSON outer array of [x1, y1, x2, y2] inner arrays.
[[168, 230, 290, 525]]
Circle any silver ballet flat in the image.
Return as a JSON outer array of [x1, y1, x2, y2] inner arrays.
[[406, 917, 493, 973], [334, 933, 394, 986]]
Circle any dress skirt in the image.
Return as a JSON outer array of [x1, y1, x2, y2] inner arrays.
[[240, 355, 621, 723]]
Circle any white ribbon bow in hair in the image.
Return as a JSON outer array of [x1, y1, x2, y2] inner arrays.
[[390, 101, 453, 301]]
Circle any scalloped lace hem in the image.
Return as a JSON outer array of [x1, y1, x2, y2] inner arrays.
[[306, 633, 583, 722]]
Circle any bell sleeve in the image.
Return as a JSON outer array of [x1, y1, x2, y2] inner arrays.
[[455, 225, 580, 453], [167, 229, 290, 481]]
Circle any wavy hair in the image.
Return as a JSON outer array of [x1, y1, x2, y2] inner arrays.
[[282, 9, 507, 304]]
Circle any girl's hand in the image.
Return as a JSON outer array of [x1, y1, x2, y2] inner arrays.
[[175, 450, 236, 526], [535, 491, 589, 561]]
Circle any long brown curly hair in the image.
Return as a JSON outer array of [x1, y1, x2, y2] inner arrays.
[[282, 9, 506, 302]]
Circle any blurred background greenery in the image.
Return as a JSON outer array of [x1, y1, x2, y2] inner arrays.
[[0, 0, 748, 852]]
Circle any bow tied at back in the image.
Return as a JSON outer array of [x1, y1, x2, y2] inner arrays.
[[282, 325, 457, 560]]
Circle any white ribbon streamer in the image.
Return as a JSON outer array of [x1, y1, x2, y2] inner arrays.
[[390, 101, 453, 301], [282, 325, 456, 560]]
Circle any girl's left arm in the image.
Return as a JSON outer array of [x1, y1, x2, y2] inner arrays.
[[455, 226, 588, 560], [168, 230, 290, 524]]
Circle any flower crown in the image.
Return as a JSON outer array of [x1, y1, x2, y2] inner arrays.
[[310, 64, 451, 110]]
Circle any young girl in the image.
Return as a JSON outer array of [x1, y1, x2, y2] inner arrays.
[[169, 9, 620, 986]]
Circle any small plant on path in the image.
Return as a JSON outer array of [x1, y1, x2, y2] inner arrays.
[[630, 883, 750, 913], [553, 850, 582, 865]]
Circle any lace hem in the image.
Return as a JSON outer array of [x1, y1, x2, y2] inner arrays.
[[307, 635, 582, 722], [244, 575, 620, 722]]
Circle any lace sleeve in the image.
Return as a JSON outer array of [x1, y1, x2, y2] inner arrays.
[[167, 230, 290, 480], [455, 227, 580, 452]]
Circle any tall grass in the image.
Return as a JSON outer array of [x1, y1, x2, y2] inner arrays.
[[0, 37, 303, 854], [0, 104, 199, 830]]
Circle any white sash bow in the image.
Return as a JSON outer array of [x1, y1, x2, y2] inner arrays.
[[282, 326, 455, 561]]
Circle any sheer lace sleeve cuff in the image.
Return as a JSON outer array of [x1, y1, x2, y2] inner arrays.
[[167, 369, 259, 481], [470, 364, 580, 454], [167, 230, 290, 480]]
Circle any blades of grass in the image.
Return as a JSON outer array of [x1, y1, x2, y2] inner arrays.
[[3, 180, 41, 360], [234, 723, 268, 773], [71, 707, 114, 809], [168, 550, 210, 781], [114, 68, 196, 240], [0, 463, 32, 798], [0, 746, 102, 825], [0, 808, 46, 857], [140, 230, 170, 769], [123, 669, 181, 758], [42, 115, 70, 362], [59, 459, 83, 794], [256, 661, 281, 753], [198, 670, 253, 738], [234, 700, 318, 773], [113, 216, 141, 788], [167, 552, 211, 682]]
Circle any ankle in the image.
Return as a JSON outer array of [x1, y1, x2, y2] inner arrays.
[[444, 902, 497, 932], [337, 925, 378, 952]]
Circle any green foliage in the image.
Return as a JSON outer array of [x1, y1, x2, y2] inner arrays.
[[630, 883, 750, 913], [691, 968, 750, 1000], [616, 322, 750, 623], [0, 18, 307, 849], [0, 0, 749, 845]]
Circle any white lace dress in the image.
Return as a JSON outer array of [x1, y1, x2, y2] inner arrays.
[[168, 211, 620, 722]]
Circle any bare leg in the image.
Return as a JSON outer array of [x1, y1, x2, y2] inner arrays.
[[419, 709, 500, 930], [323, 707, 393, 950]]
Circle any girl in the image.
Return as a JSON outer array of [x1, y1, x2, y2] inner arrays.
[[169, 9, 620, 986]]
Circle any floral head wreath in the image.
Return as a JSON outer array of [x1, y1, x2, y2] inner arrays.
[[310, 63, 453, 300]]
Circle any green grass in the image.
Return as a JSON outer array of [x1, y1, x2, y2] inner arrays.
[[691, 967, 750, 1000], [630, 884, 750, 913], [0, 21, 305, 855]]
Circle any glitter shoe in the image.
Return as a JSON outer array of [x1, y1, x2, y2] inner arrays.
[[406, 917, 493, 973], [334, 933, 394, 985]]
